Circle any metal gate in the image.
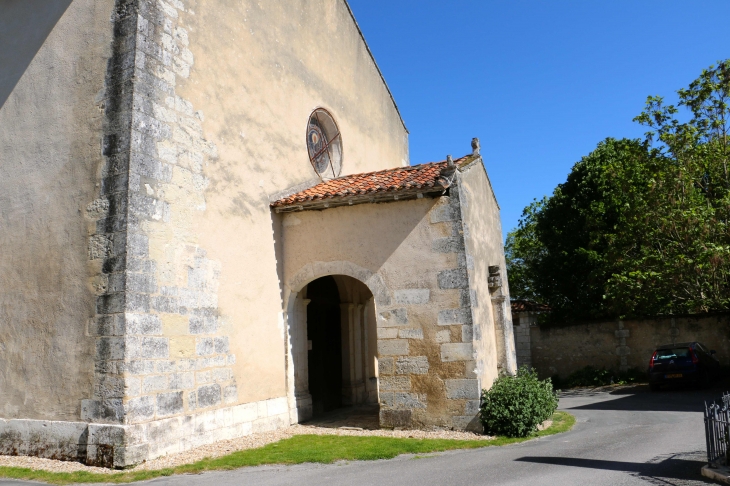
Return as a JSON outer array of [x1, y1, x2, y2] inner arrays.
[[704, 391, 730, 467]]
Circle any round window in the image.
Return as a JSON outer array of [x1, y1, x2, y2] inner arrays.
[[306, 108, 342, 178]]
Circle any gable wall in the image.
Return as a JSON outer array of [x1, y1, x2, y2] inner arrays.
[[457, 160, 516, 389]]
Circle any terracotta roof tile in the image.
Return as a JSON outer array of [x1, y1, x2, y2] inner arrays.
[[272, 155, 471, 209], [511, 300, 551, 313]]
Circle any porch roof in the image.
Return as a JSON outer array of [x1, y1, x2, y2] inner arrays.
[[511, 299, 551, 314], [271, 154, 476, 213]]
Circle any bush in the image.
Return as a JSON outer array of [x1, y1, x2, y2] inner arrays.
[[479, 367, 558, 438], [564, 366, 613, 387], [559, 366, 647, 389]]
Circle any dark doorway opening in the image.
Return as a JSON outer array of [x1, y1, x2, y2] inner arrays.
[[306, 276, 342, 416]]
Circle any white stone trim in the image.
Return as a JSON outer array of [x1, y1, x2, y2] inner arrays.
[[0, 395, 289, 468]]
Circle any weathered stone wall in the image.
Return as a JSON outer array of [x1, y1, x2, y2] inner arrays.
[[0, 395, 289, 468], [2, 0, 506, 467], [74, 0, 240, 432], [456, 157, 516, 393], [171, 0, 411, 407], [280, 191, 494, 431], [0, 0, 116, 421], [82, 0, 411, 464], [513, 313, 537, 369], [85, 0, 411, 431], [529, 314, 730, 379]]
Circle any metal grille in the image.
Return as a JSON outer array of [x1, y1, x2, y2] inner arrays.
[[704, 391, 730, 467], [307, 109, 342, 179]]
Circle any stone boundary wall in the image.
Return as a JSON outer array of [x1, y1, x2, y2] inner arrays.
[[513, 313, 535, 369], [529, 313, 730, 379]]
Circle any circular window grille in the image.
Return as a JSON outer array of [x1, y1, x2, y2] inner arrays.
[[307, 108, 342, 178]]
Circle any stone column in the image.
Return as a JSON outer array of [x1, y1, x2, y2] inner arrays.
[[615, 320, 630, 372], [355, 304, 366, 402], [363, 298, 379, 403], [340, 302, 367, 405], [291, 297, 312, 422]]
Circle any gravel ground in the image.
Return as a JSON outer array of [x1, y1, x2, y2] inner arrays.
[[0, 424, 496, 475]]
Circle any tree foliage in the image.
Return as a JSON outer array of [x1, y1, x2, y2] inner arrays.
[[508, 60, 730, 321]]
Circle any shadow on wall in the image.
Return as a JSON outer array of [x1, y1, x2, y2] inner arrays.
[[0, 0, 72, 109]]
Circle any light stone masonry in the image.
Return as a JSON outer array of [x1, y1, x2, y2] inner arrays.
[[377, 339, 409, 356], [393, 289, 430, 305], [440, 343, 474, 362]]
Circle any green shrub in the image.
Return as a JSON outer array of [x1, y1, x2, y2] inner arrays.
[[565, 366, 613, 387], [561, 366, 647, 388], [616, 367, 647, 385], [479, 367, 558, 438]]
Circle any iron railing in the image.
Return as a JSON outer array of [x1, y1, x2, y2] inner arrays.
[[704, 391, 730, 467]]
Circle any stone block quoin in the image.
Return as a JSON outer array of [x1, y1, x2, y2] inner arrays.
[[84, 0, 236, 427]]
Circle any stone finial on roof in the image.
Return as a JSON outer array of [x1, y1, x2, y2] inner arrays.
[[471, 138, 480, 156], [446, 155, 454, 168]]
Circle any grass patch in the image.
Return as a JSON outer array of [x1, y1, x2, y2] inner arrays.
[[0, 412, 575, 485]]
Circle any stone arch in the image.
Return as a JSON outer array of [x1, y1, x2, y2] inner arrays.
[[284, 260, 391, 311], [282, 261, 391, 424]]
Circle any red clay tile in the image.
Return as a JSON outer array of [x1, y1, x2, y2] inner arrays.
[[511, 300, 550, 313], [271, 155, 471, 208]]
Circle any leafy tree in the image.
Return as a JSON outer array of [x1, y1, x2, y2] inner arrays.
[[507, 138, 650, 321], [505, 199, 544, 303], [508, 60, 730, 321], [608, 60, 730, 315]]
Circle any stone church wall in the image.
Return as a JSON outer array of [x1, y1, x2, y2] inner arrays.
[[0, 0, 116, 421], [1, 0, 412, 467], [131, 0, 411, 412], [0, 0, 511, 468]]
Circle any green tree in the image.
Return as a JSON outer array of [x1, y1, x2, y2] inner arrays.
[[506, 138, 650, 321], [507, 60, 730, 320], [608, 60, 730, 315]]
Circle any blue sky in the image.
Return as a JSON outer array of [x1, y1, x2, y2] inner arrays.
[[347, 0, 730, 239]]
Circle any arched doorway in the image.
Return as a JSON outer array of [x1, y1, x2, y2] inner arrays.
[[306, 276, 343, 415], [287, 274, 378, 422]]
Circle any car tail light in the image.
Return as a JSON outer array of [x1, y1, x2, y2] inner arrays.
[[690, 348, 699, 365], [649, 351, 657, 369]]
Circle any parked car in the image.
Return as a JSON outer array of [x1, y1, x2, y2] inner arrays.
[[648, 342, 720, 391]]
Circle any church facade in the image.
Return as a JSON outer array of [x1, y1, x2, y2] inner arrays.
[[0, 0, 515, 468]]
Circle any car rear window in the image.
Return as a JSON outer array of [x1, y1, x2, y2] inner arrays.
[[655, 348, 691, 359]]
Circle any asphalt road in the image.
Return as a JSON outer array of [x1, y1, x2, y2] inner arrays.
[[2, 384, 725, 486]]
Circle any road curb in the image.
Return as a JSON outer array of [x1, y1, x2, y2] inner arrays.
[[702, 465, 730, 484]]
